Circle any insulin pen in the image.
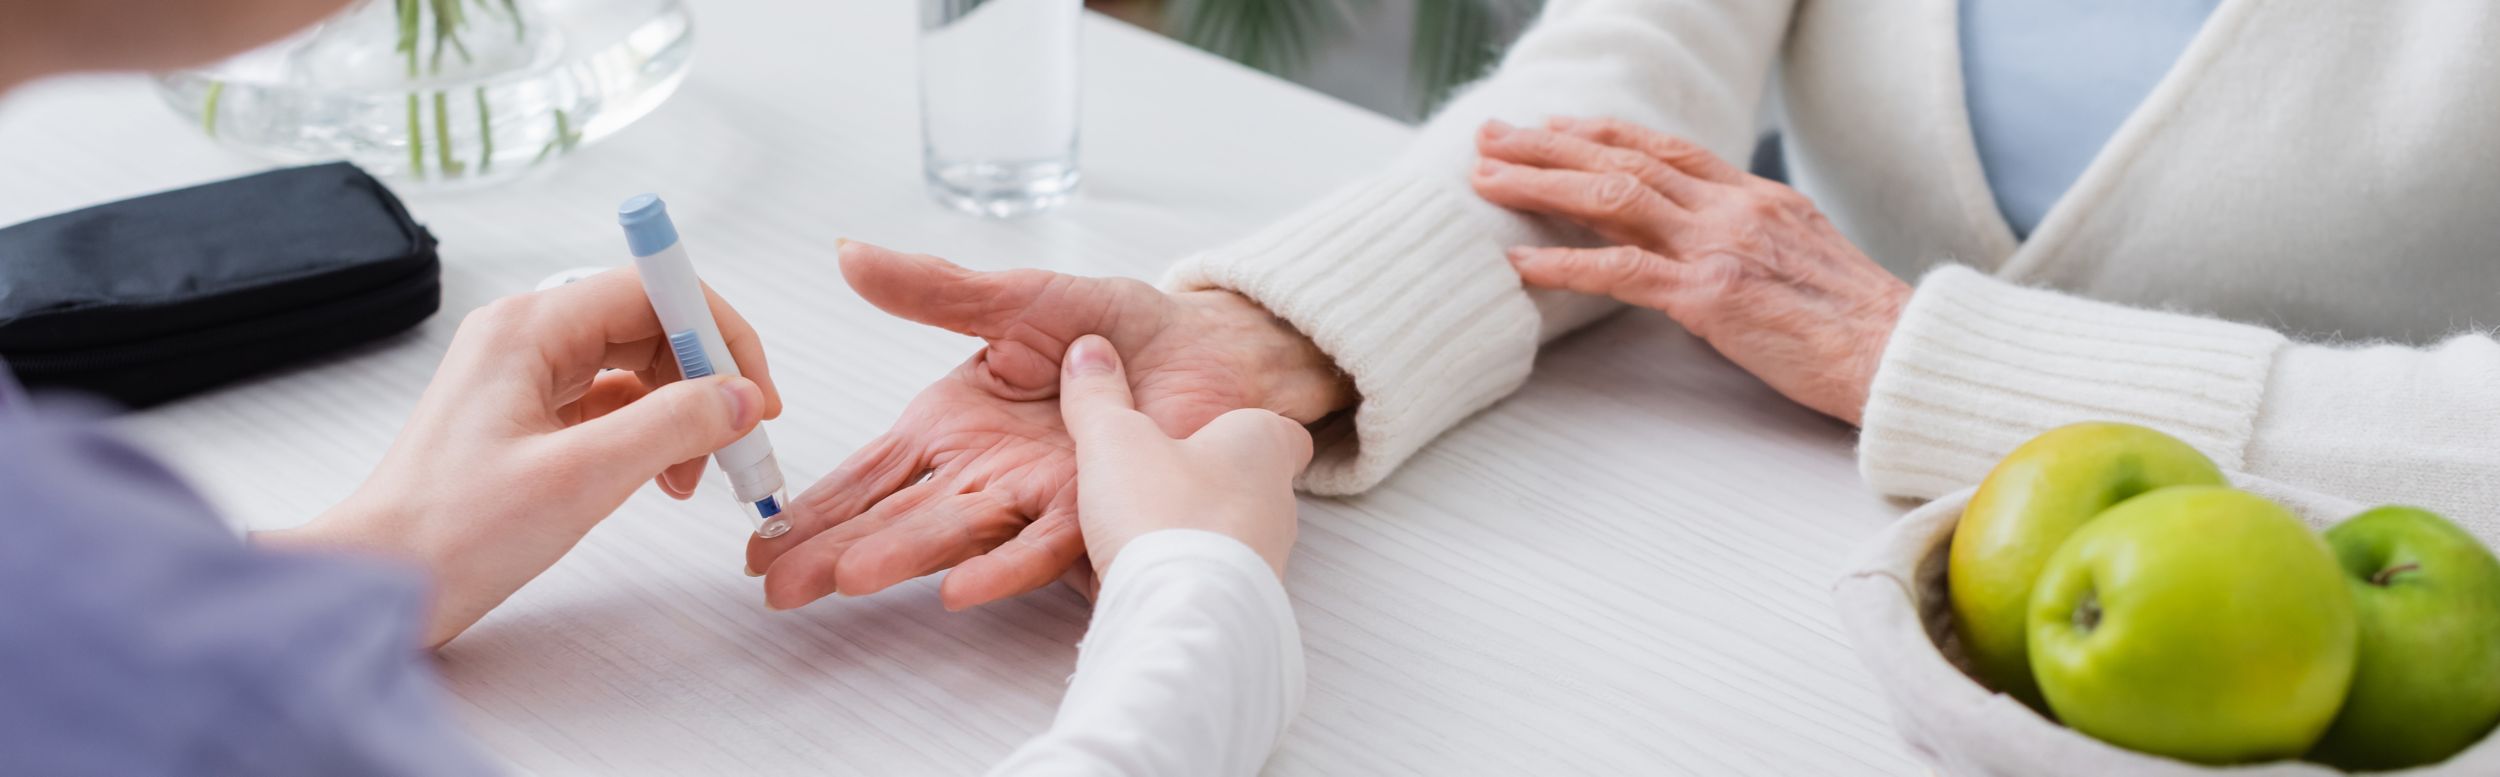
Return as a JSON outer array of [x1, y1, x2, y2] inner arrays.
[[616, 193, 794, 539]]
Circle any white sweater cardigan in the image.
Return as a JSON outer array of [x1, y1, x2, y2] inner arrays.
[[1164, 0, 2500, 537]]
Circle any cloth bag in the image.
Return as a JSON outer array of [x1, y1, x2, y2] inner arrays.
[[0, 163, 439, 408], [1835, 477, 2500, 776]]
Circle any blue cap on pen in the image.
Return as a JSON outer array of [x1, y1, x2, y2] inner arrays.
[[618, 193, 680, 257]]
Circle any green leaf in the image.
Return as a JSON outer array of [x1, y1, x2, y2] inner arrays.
[[428, 0, 468, 73], [406, 91, 425, 177], [1164, 0, 1347, 77], [475, 87, 494, 173], [398, 0, 421, 77], [500, 0, 525, 41], [533, 109, 579, 165], [1410, 0, 1534, 116], [433, 90, 465, 177], [201, 81, 225, 138]]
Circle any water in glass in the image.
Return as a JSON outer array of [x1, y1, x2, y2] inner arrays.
[[919, 0, 1082, 218]]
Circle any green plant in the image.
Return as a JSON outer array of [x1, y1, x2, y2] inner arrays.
[[1162, 0, 1342, 77], [198, 0, 578, 180], [1154, 0, 1541, 117], [1410, 0, 1531, 116]]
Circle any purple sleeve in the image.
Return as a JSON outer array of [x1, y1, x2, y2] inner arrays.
[[0, 402, 500, 777]]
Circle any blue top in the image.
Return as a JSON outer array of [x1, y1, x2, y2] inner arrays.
[[0, 387, 496, 776], [1959, 0, 2219, 239], [618, 193, 680, 257]]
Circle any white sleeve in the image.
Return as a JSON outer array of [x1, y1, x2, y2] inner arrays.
[[986, 530, 1304, 777], [1164, 0, 1796, 496], [1858, 265, 2500, 540]]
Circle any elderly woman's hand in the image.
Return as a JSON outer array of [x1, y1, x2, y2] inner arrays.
[[1471, 116, 1911, 425]]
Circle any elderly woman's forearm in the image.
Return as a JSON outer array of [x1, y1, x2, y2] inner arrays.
[[1860, 268, 2500, 537], [1163, 0, 1798, 494]]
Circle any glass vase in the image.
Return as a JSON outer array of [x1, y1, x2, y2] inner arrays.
[[155, 0, 695, 188]]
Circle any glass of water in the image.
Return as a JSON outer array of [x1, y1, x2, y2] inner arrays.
[[919, 0, 1083, 218]]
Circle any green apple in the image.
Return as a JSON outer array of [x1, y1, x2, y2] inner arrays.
[[1949, 422, 2226, 709], [2028, 486, 2357, 765], [2308, 506, 2500, 771]]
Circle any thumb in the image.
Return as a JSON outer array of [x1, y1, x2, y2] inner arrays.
[[554, 376, 766, 495], [1192, 407, 1316, 476], [1058, 335, 1153, 450], [838, 240, 1040, 340]]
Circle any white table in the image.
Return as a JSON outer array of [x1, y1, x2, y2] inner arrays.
[[0, 4, 1922, 774]]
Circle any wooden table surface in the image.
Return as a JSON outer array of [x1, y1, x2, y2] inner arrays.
[[0, 4, 1923, 774]]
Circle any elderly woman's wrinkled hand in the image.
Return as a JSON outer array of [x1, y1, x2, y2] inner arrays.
[[1470, 116, 1912, 425]]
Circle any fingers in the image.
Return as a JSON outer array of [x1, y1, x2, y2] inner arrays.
[[1546, 116, 1748, 184], [940, 503, 1089, 610], [1473, 162, 1683, 247], [1058, 335, 1157, 450], [547, 376, 766, 499], [1504, 245, 1694, 312], [557, 371, 707, 499], [762, 480, 943, 609], [1192, 407, 1316, 476], [556, 369, 650, 426], [834, 490, 1026, 598], [657, 457, 705, 500], [1477, 120, 1713, 206], [762, 475, 1080, 610], [595, 285, 781, 421], [838, 241, 1048, 342], [531, 268, 784, 418], [748, 431, 927, 573], [702, 281, 784, 420]]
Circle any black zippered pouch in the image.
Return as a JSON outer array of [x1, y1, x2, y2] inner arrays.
[[0, 163, 440, 409]]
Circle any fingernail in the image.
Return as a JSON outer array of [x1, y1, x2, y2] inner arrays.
[[1505, 246, 1531, 262], [1067, 335, 1117, 376], [743, 564, 761, 578], [1547, 116, 1577, 130], [835, 237, 851, 250], [1476, 159, 1505, 177], [721, 378, 764, 430], [1482, 119, 1513, 138]]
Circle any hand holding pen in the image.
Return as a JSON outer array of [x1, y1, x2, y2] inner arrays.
[[620, 195, 796, 539], [259, 268, 783, 648]]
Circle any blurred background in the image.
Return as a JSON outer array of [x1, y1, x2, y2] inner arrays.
[[1092, 0, 1785, 177], [1089, 0, 1542, 122]]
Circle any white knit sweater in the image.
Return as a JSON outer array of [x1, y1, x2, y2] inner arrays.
[[1166, 0, 2500, 537]]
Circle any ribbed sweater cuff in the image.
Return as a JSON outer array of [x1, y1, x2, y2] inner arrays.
[[1858, 266, 2288, 499], [1164, 175, 1542, 495]]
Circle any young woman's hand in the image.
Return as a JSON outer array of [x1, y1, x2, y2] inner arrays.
[[1056, 334, 1312, 581], [259, 269, 782, 647], [1471, 116, 1910, 425]]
